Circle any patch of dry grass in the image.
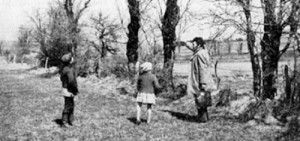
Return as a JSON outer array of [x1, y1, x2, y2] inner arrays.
[[0, 66, 286, 140]]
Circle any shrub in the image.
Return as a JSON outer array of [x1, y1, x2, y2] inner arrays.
[[157, 75, 188, 100], [22, 54, 38, 65], [77, 52, 95, 77], [98, 55, 130, 78]]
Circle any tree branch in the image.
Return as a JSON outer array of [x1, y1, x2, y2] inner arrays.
[[75, 0, 91, 22]]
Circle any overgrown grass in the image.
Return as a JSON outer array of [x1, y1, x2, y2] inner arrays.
[[0, 65, 287, 140]]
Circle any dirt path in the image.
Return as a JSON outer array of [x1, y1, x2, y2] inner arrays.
[[0, 68, 283, 140]]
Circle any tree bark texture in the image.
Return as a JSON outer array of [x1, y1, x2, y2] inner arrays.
[[260, 0, 300, 99], [161, 0, 180, 89], [260, 0, 283, 99], [227, 41, 231, 55], [284, 65, 291, 103], [64, 0, 77, 56], [242, 1, 262, 97], [97, 41, 108, 77], [126, 0, 140, 76]]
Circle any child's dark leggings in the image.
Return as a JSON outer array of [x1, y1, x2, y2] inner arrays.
[[62, 96, 74, 124], [197, 107, 209, 122]]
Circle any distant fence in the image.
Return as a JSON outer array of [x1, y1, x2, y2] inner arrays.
[[175, 40, 249, 62], [175, 39, 296, 62]]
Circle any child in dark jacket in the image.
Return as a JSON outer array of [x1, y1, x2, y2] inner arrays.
[[60, 53, 78, 127], [136, 62, 161, 124]]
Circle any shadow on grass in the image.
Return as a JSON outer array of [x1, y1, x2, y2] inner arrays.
[[127, 117, 147, 125], [38, 71, 59, 78], [53, 119, 64, 127], [161, 110, 201, 123], [24, 66, 60, 79], [25, 66, 39, 71]]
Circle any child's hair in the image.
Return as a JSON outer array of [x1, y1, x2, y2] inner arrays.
[[61, 53, 74, 65], [61, 53, 72, 63], [140, 62, 153, 73]]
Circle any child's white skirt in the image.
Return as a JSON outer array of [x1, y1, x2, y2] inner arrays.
[[136, 92, 156, 104]]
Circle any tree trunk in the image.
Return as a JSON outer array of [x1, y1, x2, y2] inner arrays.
[[284, 65, 291, 103], [238, 42, 243, 55], [97, 57, 104, 77], [126, 0, 140, 77], [214, 60, 221, 89], [214, 41, 218, 55], [64, 0, 77, 66], [261, 32, 281, 100], [64, 0, 91, 63], [45, 57, 49, 68], [13, 54, 16, 63], [161, 0, 179, 90], [260, 0, 283, 100], [261, 33, 281, 100], [97, 41, 108, 77], [227, 41, 231, 55], [217, 42, 220, 55], [101, 42, 108, 58], [243, 1, 262, 97]]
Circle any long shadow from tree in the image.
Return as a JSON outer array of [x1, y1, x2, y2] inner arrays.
[[37, 71, 59, 78], [24, 66, 59, 78]]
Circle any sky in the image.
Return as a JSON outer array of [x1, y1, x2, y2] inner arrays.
[[0, 0, 125, 41], [0, 0, 237, 42]]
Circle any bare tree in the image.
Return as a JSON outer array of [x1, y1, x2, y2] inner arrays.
[[126, 0, 141, 76], [64, 0, 91, 57], [210, 0, 264, 97], [237, 0, 262, 97], [284, 1, 300, 104], [17, 26, 32, 63], [210, 0, 300, 99], [161, 0, 180, 90], [90, 13, 121, 76], [260, 0, 300, 99], [30, 10, 48, 67], [36, 2, 70, 67]]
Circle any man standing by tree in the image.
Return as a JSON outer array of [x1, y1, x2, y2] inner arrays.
[[185, 37, 213, 122]]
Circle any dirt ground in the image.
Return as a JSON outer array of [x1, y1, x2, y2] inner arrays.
[[0, 58, 287, 141]]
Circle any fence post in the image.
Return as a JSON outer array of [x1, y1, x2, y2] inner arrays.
[[284, 65, 291, 103], [45, 57, 49, 69]]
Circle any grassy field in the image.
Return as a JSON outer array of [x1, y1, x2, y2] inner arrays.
[[0, 59, 288, 141], [174, 60, 296, 77]]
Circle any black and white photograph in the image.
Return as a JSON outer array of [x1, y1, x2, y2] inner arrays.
[[0, 0, 300, 140]]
